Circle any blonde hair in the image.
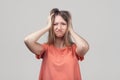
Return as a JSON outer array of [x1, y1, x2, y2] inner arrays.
[[47, 8, 73, 46]]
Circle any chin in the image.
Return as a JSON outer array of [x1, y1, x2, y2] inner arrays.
[[55, 35, 64, 38]]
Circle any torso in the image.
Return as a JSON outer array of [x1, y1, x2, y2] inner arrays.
[[38, 44, 82, 80]]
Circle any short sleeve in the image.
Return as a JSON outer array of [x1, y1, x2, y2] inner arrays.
[[35, 43, 48, 59], [72, 44, 84, 61], [76, 53, 84, 61]]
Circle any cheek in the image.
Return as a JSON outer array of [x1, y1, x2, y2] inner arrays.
[[53, 26, 56, 31], [63, 26, 68, 31]]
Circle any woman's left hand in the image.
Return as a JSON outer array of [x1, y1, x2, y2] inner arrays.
[[68, 19, 73, 32]]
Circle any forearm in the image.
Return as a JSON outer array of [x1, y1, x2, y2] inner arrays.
[[70, 28, 89, 55], [24, 13, 54, 43], [24, 26, 50, 42]]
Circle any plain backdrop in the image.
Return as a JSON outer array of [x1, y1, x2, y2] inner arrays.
[[1, 0, 120, 80]]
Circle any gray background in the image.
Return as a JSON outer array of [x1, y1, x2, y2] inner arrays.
[[1, 0, 120, 80]]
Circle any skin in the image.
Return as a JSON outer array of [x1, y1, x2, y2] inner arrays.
[[53, 15, 68, 48], [24, 13, 89, 57], [53, 15, 67, 38]]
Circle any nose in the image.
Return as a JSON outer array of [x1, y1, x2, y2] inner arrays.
[[57, 24, 62, 30]]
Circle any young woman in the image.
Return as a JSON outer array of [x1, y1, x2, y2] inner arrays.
[[24, 8, 89, 80]]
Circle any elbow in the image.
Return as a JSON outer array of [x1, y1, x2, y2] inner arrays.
[[24, 37, 35, 47], [24, 37, 31, 45], [24, 37, 28, 43], [83, 43, 89, 54], [76, 44, 89, 57]]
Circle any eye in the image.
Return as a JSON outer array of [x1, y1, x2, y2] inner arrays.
[[53, 23, 58, 25], [61, 22, 66, 25]]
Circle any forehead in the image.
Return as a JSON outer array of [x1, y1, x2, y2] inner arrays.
[[54, 15, 66, 23]]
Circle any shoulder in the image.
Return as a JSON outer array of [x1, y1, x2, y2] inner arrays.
[[42, 43, 55, 50], [71, 43, 77, 48], [41, 43, 49, 50]]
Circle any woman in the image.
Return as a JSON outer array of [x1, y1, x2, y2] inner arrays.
[[24, 8, 89, 80]]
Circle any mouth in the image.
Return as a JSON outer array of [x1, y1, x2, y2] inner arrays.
[[55, 31, 64, 37]]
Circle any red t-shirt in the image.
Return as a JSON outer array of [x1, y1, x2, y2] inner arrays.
[[35, 43, 84, 80]]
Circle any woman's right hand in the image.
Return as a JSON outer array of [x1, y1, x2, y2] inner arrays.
[[47, 13, 54, 28]]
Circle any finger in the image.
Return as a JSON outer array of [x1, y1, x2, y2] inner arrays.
[[48, 13, 54, 19], [50, 13, 54, 18]]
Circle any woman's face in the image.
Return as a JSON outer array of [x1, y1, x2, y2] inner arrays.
[[53, 15, 67, 38]]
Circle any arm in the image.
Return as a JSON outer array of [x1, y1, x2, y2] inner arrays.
[[24, 14, 53, 55], [69, 22, 89, 57]]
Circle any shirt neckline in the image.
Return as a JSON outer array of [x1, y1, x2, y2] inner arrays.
[[51, 44, 68, 50]]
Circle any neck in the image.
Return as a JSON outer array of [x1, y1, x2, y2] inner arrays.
[[54, 37, 65, 48]]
